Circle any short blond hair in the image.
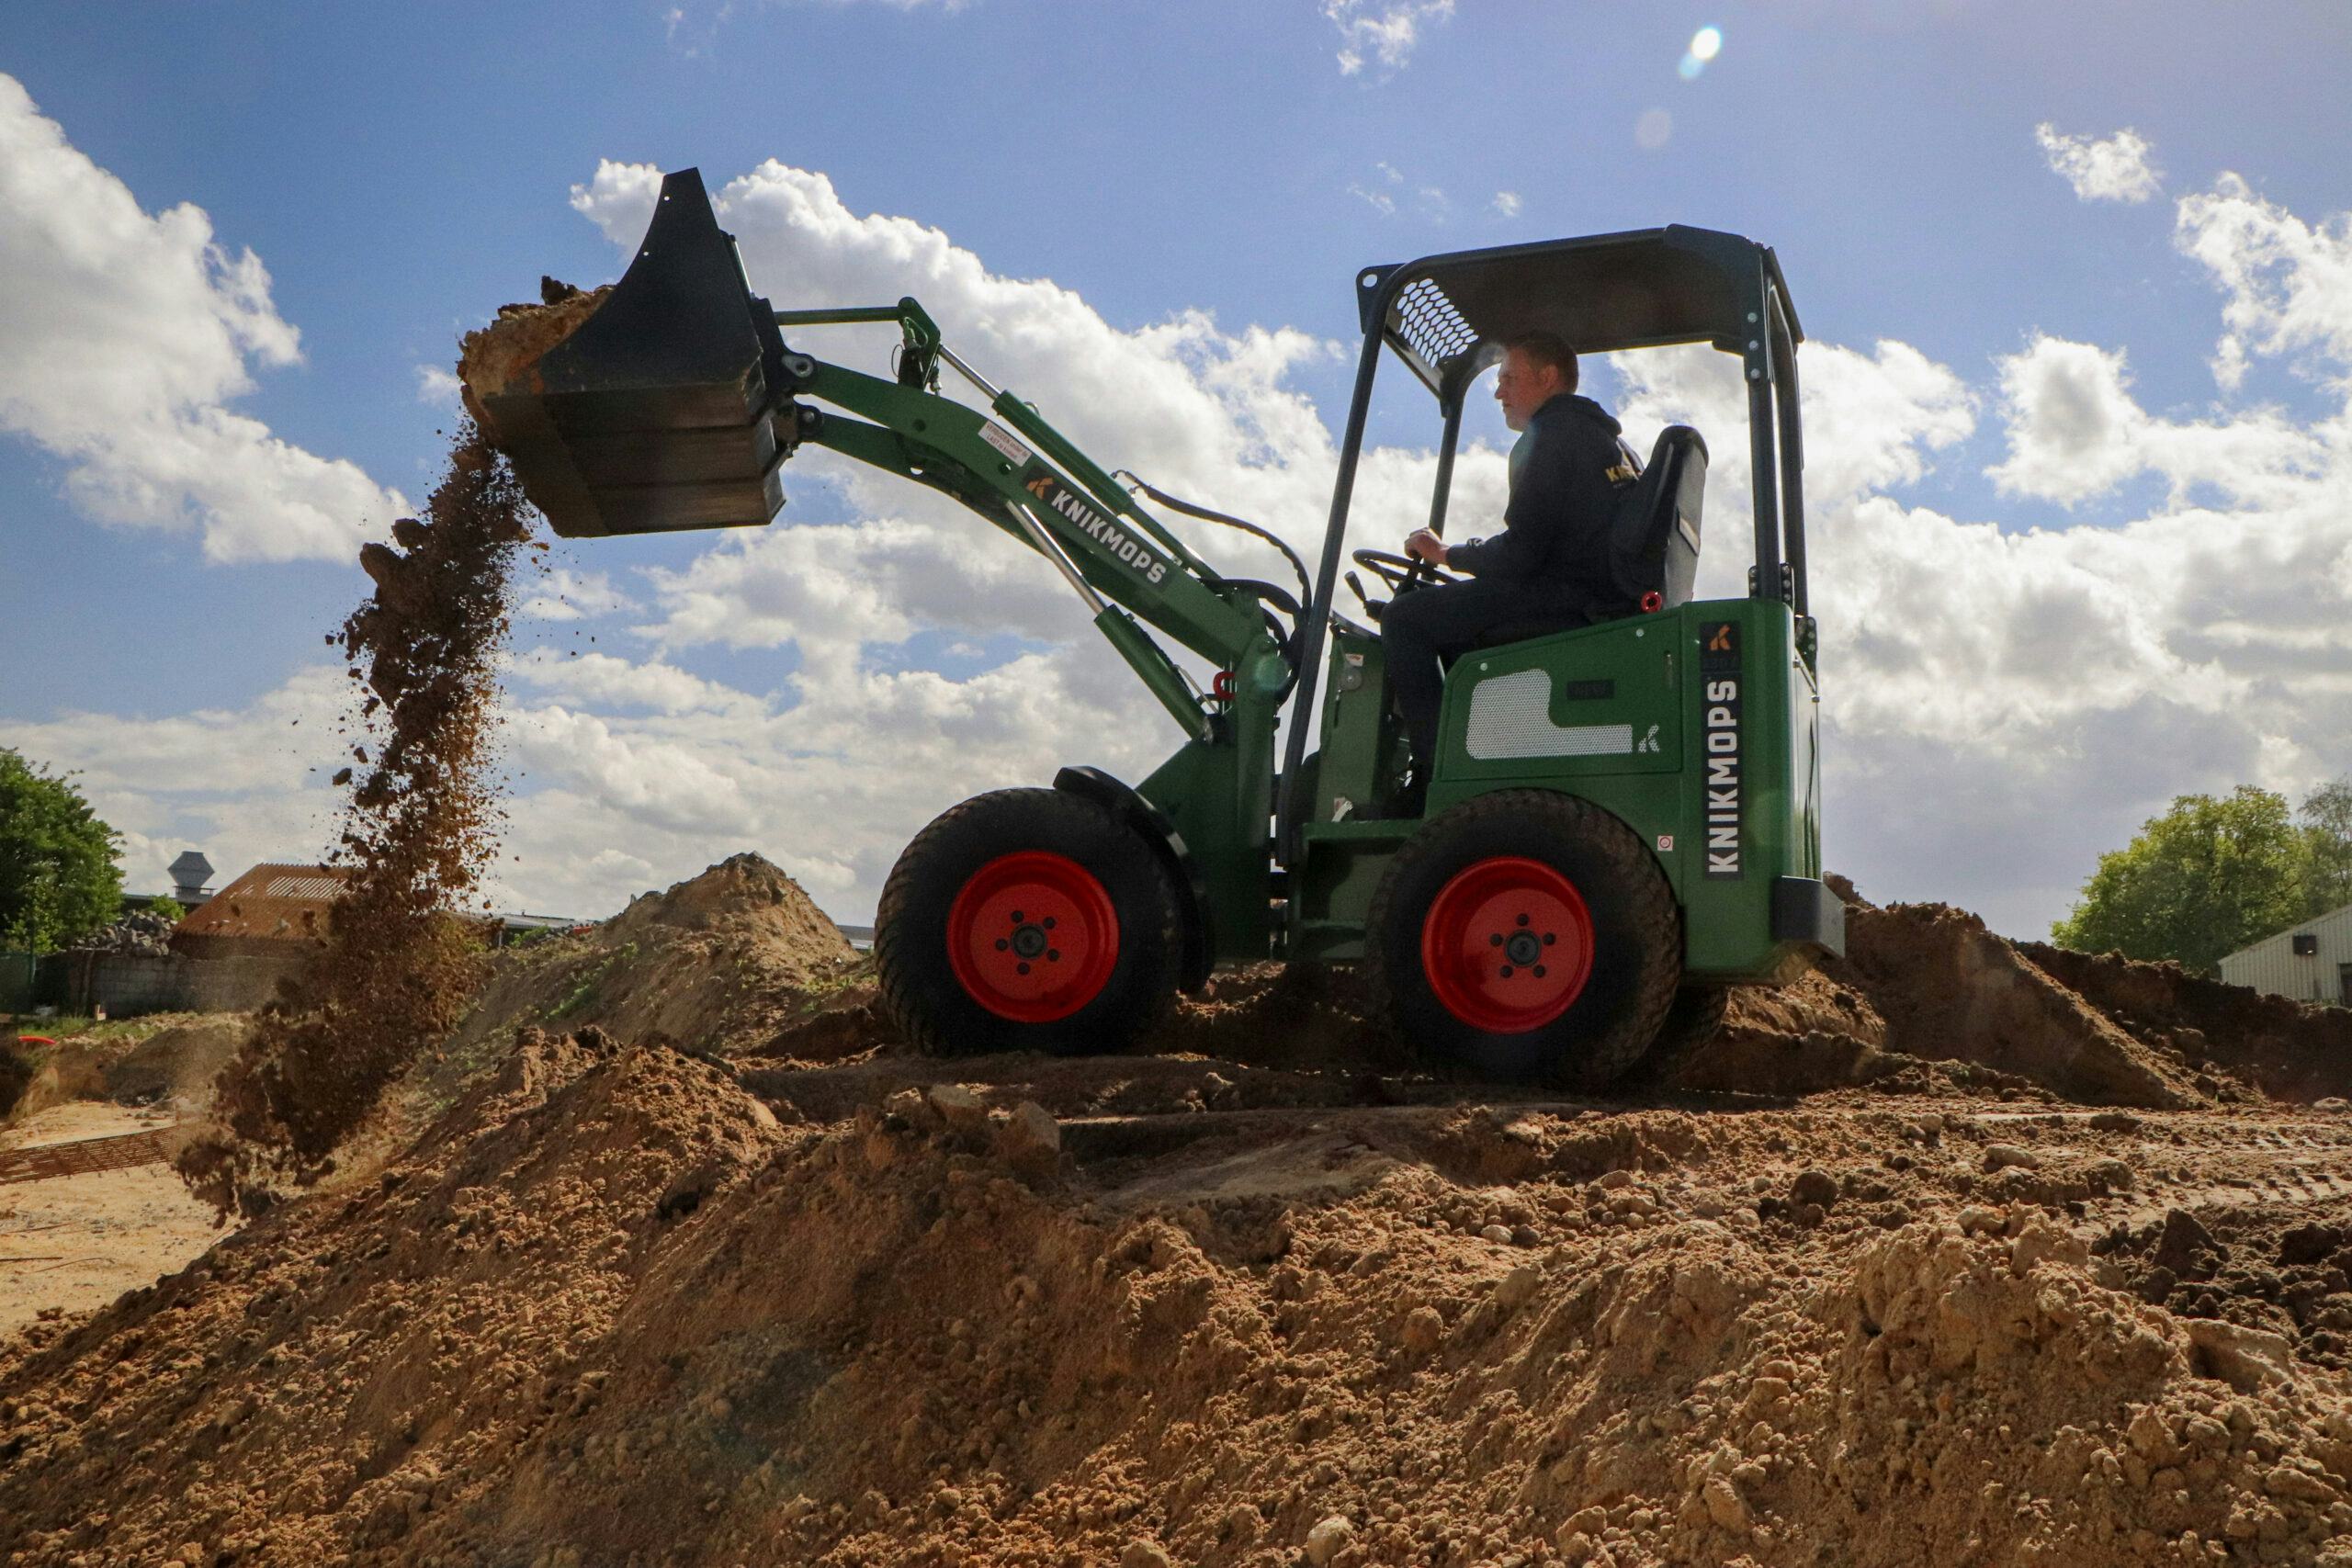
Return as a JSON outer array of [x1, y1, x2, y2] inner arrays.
[[1504, 332, 1579, 393]]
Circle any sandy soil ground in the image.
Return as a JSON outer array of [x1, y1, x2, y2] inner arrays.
[[2, 859, 2348, 1567], [0, 1102, 229, 1337]]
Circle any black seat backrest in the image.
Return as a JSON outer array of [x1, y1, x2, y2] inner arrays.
[[1611, 425, 1708, 609]]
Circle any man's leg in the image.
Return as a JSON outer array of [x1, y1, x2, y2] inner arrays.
[[1382, 579, 1570, 778]]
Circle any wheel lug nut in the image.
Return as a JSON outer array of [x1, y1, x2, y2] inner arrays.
[[1516, 914, 1530, 927], [1488, 934, 1503, 947], [1046, 950, 1060, 963], [995, 939, 1009, 952], [1533, 964, 1547, 978], [1016, 962, 1031, 976], [1543, 932, 1555, 945], [1043, 916, 1056, 930], [1499, 964, 1514, 978]]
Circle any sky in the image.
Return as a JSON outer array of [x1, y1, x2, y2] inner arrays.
[[1, 0, 2347, 939]]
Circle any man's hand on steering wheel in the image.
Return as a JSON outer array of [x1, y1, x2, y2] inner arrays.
[[1403, 528, 1450, 570], [1350, 544, 1464, 597]]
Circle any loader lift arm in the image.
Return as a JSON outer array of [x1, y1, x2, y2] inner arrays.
[[767, 299, 1295, 745], [479, 169, 1303, 972]]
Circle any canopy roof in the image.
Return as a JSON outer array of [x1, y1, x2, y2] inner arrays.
[[1362, 225, 1800, 397]]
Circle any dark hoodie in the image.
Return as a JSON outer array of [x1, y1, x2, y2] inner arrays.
[[1443, 392, 1629, 613]]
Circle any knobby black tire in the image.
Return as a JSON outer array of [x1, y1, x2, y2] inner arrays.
[[1631, 984, 1733, 1089], [875, 788, 1181, 1059], [1363, 789, 1683, 1089]]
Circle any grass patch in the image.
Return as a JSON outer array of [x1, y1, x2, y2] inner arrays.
[[547, 942, 638, 1021]]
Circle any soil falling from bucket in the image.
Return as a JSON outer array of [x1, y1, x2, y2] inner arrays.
[[177, 423, 535, 1216]]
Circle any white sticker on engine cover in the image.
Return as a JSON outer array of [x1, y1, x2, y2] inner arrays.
[[978, 420, 1032, 465]]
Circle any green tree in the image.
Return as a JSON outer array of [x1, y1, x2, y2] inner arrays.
[[2052, 785, 2311, 976], [141, 895, 186, 923], [0, 748, 124, 953], [2300, 773, 2352, 916]]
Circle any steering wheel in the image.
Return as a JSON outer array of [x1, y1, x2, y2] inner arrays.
[[1351, 547, 1464, 596]]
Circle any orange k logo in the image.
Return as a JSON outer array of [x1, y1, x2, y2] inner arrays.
[[1707, 625, 1734, 653]]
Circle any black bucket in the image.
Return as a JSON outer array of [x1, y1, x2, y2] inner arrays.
[[480, 168, 793, 538]]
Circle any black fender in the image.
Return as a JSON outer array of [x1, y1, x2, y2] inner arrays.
[[1053, 766, 1212, 993]]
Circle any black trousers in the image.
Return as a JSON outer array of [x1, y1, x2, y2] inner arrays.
[[1382, 579, 1589, 774]]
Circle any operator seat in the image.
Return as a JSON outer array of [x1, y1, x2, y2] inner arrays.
[[1467, 423, 1709, 649]]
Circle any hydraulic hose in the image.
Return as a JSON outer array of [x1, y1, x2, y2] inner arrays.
[[1112, 471, 1314, 616]]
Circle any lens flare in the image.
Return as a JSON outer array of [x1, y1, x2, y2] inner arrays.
[[1690, 26, 1723, 61], [1678, 52, 1704, 80]]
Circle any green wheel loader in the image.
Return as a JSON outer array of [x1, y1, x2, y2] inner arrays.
[[479, 168, 1841, 1088]]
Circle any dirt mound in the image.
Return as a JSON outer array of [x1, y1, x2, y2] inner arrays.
[[6, 1025, 2350, 1567], [422, 855, 862, 1082], [2, 1016, 244, 1130], [0, 1042, 31, 1121], [177, 424, 535, 1215], [2022, 941, 2352, 1104], [1663, 900, 2211, 1109]]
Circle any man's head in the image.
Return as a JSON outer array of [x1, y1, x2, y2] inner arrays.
[[1494, 332, 1578, 431]]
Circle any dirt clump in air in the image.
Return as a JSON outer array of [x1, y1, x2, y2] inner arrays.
[[175, 422, 534, 1217]]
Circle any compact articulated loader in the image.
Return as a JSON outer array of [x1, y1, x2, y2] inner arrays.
[[481, 169, 1842, 1086]]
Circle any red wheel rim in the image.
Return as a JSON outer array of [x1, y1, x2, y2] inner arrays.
[[945, 851, 1120, 1023], [1419, 856, 1596, 1033]]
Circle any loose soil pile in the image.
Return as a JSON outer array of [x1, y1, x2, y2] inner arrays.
[[6, 861, 2350, 1567], [453, 278, 609, 430], [177, 423, 536, 1218]]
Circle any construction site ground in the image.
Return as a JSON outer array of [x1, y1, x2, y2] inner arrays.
[[4, 855, 2352, 1567]]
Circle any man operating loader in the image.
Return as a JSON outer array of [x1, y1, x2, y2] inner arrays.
[[1385, 332, 1637, 807]]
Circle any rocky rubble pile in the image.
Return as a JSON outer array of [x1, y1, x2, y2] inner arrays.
[[65, 909, 176, 956]]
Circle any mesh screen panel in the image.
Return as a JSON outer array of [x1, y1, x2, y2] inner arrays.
[[1394, 277, 1478, 372]]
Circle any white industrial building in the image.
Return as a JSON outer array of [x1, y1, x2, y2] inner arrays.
[[2219, 902, 2352, 1008]]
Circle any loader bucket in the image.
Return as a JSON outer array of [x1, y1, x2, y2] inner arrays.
[[475, 168, 793, 538]]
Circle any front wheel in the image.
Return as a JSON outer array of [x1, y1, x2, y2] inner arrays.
[[876, 788, 1180, 1057], [1364, 790, 1682, 1088]]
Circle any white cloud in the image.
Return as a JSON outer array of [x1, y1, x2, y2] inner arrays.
[[413, 364, 463, 408], [1324, 0, 1453, 75], [518, 566, 637, 623], [1988, 333, 2324, 508], [0, 666, 352, 894], [2176, 172, 2352, 388], [1492, 191, 1522, 219], [1346, 182, 1396, 217], [0, 75, 407, 562], [2035, 123, 2162, 204]]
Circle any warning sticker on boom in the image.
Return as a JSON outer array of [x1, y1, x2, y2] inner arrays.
[[1700, 620, 1743, 879], [978, 420, 1031, 466]]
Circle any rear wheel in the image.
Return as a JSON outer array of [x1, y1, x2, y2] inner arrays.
[[1634, 985, 1733, 1088], [876, 788, 1180, 1057], [1364, 790, 1681, 1088]]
